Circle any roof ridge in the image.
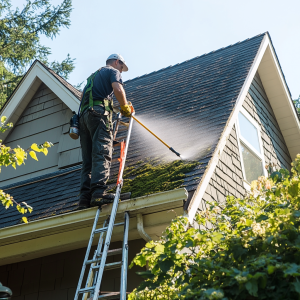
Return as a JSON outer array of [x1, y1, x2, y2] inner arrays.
[[124, 33, 266, 84]]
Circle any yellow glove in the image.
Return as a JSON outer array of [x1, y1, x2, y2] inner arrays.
[[120, 103, 134, 117]]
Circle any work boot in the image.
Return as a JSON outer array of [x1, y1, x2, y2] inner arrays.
[[77, 194, 91, 210], [90, 192, 116, 208]]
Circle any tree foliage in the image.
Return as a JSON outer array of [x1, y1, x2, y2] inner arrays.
[[0, 116, 53, 223], [129, 156, 300, 299], [0, 0, 74, 106], [294, 96, 300, 115]]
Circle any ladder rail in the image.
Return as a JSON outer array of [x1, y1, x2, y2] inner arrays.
[[118, 112, 135, 183], [92, 114, 134, 300], [74, 208, 101, 300], [120, 211, 129, 300], [82, 219, 108, 300], [91, 185, 122, 299]]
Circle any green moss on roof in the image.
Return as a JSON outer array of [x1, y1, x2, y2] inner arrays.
[[109, 159, 200, 198]]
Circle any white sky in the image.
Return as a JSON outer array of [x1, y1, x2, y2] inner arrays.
[[13, 0, 300, 98]]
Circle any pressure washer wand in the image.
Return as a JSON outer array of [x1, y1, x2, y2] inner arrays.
[[131, 115, 181, 158]]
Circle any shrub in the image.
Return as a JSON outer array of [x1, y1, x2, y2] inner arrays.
[[129, 155, 300, 299]]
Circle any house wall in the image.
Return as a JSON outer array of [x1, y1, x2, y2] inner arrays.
[[0, 83, 82, 186], [244, 73, 292, 170], [0, 239, 145, 300], [198, 72, 292, 210]]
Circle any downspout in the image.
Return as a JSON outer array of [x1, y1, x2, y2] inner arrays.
[[136, 213, 152, 242]]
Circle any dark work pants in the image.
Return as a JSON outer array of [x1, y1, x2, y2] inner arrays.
[[79, 106, 113, 198]]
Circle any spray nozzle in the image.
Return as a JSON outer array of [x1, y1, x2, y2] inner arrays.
[[169, 147, 181, 158]]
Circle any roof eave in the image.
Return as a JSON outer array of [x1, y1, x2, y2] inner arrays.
[[0, 188, 187, 266]]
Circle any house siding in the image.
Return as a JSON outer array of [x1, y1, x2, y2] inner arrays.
[[0, 239, 145, 300], [199, 72, 293, 211], [0, 83, 82, 186], [199, 125, 245, 211], [243, 73, 292, 170]]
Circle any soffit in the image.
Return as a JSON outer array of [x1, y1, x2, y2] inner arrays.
[[258, 42, 300, 159]]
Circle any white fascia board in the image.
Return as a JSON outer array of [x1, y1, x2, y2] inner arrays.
[[187, 34, 269, 224], [1, 61, 80, 127], [34, 63, 80, 112], [1, 64, 39, 121]]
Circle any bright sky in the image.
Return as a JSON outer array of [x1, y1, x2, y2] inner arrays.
[[14, 0, 300, 98]]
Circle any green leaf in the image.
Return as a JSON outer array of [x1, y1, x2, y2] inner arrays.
[[271, 171, 282, 183], [256, 214, 268, 222], [288, 183, 299, 197], [158, 259, 174, 273], [29, 151, 38, 161], [31, 143, 41, 152], [185, 239, 194, 247], [212, 232, 223, 243], [245, 279, 258, 297], [43, 141, 52, 148], [284, 263, 300, 277], [1, 116, 7, 123], [259, 275, 267, 288], [279, 168, 290, 179], [232, 244, 247, 261], [155, 244, 165, 254], [268, 265, 276, 274], [292, 281, 300, 294], [133, 255, 146, 267], [136, 271, 155, 280], [41, 148, 48, 156], [14, 148, 26, 165]]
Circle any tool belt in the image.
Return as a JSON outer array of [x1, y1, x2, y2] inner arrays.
[[80, 69, 114, 131]]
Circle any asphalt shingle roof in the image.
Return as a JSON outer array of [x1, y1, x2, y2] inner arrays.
[[0, 33, 265, 229]]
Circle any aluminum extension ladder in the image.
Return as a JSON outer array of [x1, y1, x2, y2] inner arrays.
[[74, 112, 134, 300]]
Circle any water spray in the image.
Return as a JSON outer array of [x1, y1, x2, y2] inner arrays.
[[131, 115, 181, 158]]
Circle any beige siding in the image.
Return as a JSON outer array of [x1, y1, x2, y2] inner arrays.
[[0, 83, 82, 186]]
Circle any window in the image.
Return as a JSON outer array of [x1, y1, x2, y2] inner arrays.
[[237, 108, 266, 186]]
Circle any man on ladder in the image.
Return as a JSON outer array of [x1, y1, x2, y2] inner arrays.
[[78, 54, 134, 210]]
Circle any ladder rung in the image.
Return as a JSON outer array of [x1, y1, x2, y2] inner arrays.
[[114, 136, 126, 141], [94, 222, 124, 234], [107, 248, 123, 256], [98, 292, 121, 299], [78, 286, 94, 293], [85, 248, 122, 265], [120, 121, 129, 127], [105, 261, 122, 270], [91, 261, 122, 271], [116, 127, 128, 133]]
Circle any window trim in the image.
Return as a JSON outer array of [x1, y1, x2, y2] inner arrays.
[[235, 107, 267, 190]]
